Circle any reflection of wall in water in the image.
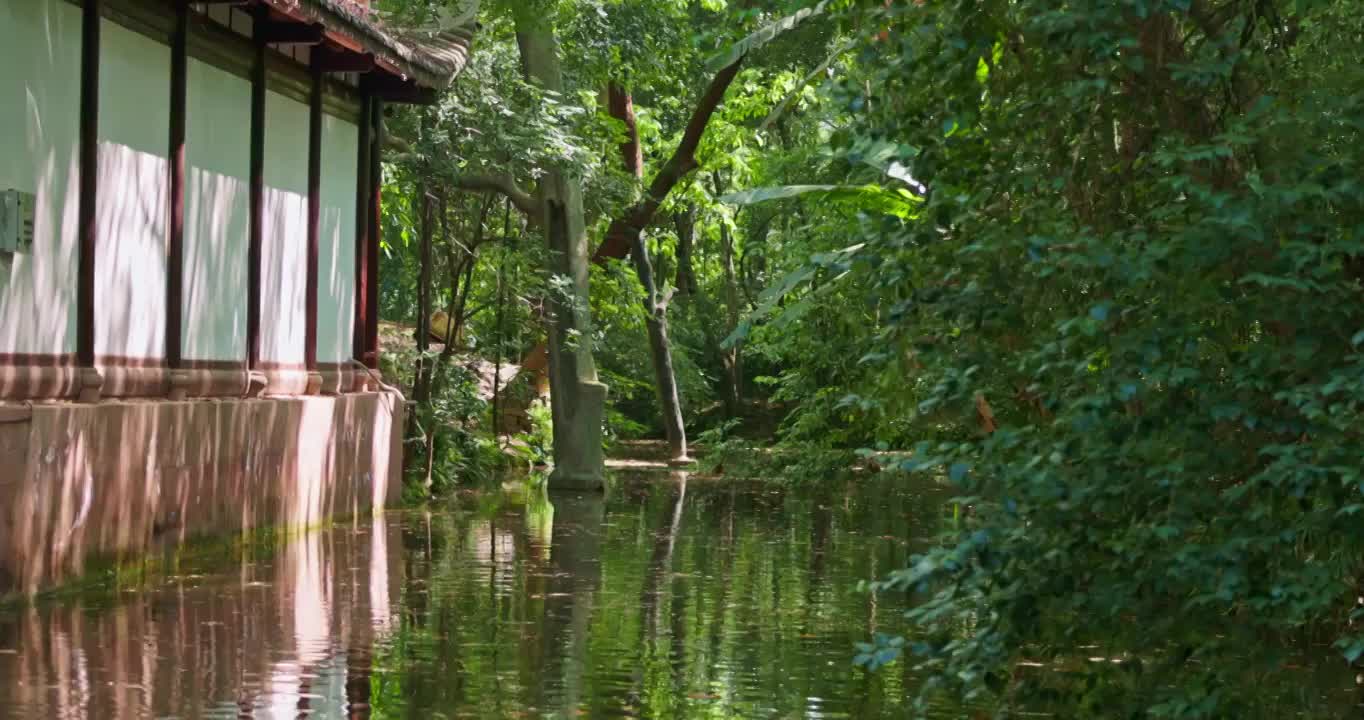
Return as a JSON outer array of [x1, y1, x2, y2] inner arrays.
[[0, 517, 402, 718]]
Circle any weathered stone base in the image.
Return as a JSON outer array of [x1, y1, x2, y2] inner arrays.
[[0, 391, 405, 596]]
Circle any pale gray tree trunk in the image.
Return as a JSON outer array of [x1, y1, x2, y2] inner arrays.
[[514, 14, 606, 490], [626, 230, 690, 462]]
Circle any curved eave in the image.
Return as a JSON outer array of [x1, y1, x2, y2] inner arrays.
[[262, 0, 473, 89]]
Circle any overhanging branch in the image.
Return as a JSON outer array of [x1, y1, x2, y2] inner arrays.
[[593, 56, 747, 262], [451, 173, 539, 220]]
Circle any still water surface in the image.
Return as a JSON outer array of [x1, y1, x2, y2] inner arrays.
[[0, 472, 953, 719]]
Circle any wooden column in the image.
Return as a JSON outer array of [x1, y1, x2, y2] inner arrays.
[[77, 0, 101, 370], [305, 60, 322, 372], [166, 1, 188, 370], [354, 95, 371, 365], [364, 98, 383, 369], [247, 4, 267, 370]]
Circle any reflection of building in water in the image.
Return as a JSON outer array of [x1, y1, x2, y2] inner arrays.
[[0, 0, 475, 596], [0, 515, 401, 718]]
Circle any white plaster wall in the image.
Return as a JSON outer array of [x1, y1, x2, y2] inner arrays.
[[0, 0, 82, 358], [95, 20, 171, 362], [0, 5, 356, 369], [261, 90, 309, 367], [317, 117, 357, 364], [183, 59, 250, 364]]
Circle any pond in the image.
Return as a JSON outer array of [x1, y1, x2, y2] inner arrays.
[[3, 469, 1358, 719], [0, 471, 958, 719]]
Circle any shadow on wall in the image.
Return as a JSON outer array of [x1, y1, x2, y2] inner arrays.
[[183, 55, 252, 364], [93, 19, 177, 362], [262, 189, 308, 364], [319, 205, 355, 363], [317, 112, 359, 364], [95, 141, 167, 361], [0, 0, 82, 358], [0, 392, 404, 596], [0, 514, 403, 718], [183, 167, 249, 363]]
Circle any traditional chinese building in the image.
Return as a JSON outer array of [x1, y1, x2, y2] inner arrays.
[[0, 0, 469, 594]]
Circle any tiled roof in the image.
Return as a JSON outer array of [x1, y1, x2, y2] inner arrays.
[[265, 0, 474, 88]]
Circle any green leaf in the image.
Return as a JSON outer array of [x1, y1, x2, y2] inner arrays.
[[706, 1, 830, 72], [719, 184, 845, 204], [720, 184, 921, 218]]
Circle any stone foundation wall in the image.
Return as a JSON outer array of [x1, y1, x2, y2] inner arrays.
[[0, 391, 404, 595]]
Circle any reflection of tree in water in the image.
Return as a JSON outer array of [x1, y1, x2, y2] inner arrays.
[[538, 490, 605, 716], [636, 472, 689, 703]]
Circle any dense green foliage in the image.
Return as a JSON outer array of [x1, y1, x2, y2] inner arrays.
[[377, 0, 1364, 715], [727, 0, 1364, 716]]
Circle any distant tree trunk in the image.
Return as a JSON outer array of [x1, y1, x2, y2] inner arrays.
[[417, 187, 436, 492], [515, 11, 607, 490], [427, 194, 489, 402], [437, 192, 458, 354], [674, 204, 697, 296], [712, 173, 743, 416], [448, 223, 481, 350], [491, 198, 513, 437], [591, 62, 746, 263], [609, 82, 689, 462], [720, 222, 742, 413]]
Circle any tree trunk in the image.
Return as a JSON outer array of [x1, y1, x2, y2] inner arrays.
[[515, 13, 606, 490], [713, 173, 743, 416], [719, 220, 742, 414], [609, 82, 689, 462], [491, 198, 513, 437], [416, 187, 435, 492], [627, 229, 689, 461], [592, 61, 745, 263], [674, 205, 697, 296], [412, 189, 433, 405]]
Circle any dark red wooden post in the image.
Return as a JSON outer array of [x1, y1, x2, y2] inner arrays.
[[77, 0, 101, 369], [166, 1, 188, 369], [305, 60, 322, 371], [247, 4, 267, 370], [365, 98, 383, 369], [354, 95, 371, 365]]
